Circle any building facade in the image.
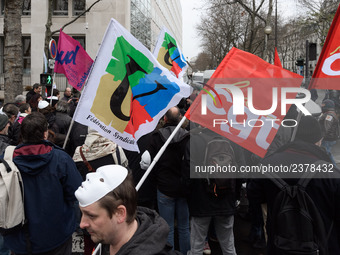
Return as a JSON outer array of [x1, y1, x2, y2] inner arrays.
[[0, 0, 183, 91]]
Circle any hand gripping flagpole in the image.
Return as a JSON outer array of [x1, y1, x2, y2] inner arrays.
[[136, 115, 187, 191]]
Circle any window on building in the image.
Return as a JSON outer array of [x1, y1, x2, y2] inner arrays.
[[53, 0, 68, 16], [73, 0, 85, 16], [23, 37, 31, 74], [22, 0, 31, 15], [72, 36, 86, 49], [131, 0, 151, 49], [0, 37, 30, 74]]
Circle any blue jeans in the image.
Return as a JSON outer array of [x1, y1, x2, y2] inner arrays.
[[322, 140, 337, 165], [157, 190, 190, 255], [0, 235, 10, 255]]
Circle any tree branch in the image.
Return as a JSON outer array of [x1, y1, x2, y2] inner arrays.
[[51, 0, 102, 36]]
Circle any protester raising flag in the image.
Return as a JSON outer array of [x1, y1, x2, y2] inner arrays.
[[73, 19, 191, 152], [153, 27, 188, 79], [187, 47, 303, 157], [54, 29, 93, 91], [274, 47, 283, 68], [309, 4, 340, 90]]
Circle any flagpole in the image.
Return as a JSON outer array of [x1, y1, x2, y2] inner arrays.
[[62, 55, 97, 150], [49, 73, 56, 105], [62, 118, 75, 149], [136, 115, 187, 191]]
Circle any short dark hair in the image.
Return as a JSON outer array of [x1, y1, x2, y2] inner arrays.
[[97, 173, 137, 224], [52, 89, 60, 97], [2, 103, 19, 118], [33, 83, 41, 90], [19, 103, 31, 113], [165, 106, 181, 125], [20, 112, 48, 143]]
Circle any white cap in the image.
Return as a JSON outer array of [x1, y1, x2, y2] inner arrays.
[[38, 100, 49, 109], [75, 165, 128, 207]]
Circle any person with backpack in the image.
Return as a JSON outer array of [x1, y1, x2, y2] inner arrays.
[[185, 127, 245, 255], [319, 99, 339, 165], [2, 112, 83, 255], [248, 115, 340, 255]]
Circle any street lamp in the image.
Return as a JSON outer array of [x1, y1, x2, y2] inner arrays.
[[264, 25, 272, 62]]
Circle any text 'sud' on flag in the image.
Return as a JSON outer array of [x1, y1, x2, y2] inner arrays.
[[153, 27, 188, 79], [310, 4, 340, 90], [188, 47, 303, 158], [54, 29, 93, 91], [74, 19, 191, 152]]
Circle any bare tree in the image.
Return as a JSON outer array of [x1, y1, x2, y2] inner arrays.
[[297, 0, 339, 44], [197, 0, 275, 65], [194, 52, 214, 71], [3, 0, 23, 103]]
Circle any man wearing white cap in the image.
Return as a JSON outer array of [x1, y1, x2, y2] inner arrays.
[[75, 165, 181, 255]]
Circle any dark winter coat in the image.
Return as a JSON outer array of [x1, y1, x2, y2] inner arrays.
[[4, 141, 83, 254], [25, 89, 36, 103], [185, 127, 245, 217], [147, 124, 189, 198], [247, 141, 340, 255], [98, 207, 181, 255], [55, 111, 72, 135], [319, 111, 339, 141], [124, 134, 157, 209]]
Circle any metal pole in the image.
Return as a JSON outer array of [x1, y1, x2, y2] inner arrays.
[[275, 0, 278, 48], [305, 40, 309, 88]]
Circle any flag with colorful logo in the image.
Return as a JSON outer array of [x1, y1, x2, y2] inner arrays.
[[309, 4, 340, 90], [187, 47, 303, 157], [54, 29, 94, 91], [153, 27, 188, 79], [73, 19, 191, 151]]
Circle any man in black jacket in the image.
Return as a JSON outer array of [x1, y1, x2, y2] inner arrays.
[[319, 99, 339, 165], [186, 127, 245, 255], [247, 116, 340, 255], [25, 83, 42, 103], [75, 165, 181, 255], [141, 106, 190, 255]]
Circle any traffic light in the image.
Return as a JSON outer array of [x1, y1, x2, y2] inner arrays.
[[295, 58, 304, 66], [309, 43, 317, 61], [40, 73, 53, 86]]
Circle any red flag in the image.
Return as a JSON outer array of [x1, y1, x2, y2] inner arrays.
[[309, 4, 340, 89], [274, 47, 282, 68], [54, 29, 93, 91], [187, 47, 303, 157]]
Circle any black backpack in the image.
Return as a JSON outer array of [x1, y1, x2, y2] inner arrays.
[[268, 169, 329, 255], [190, 127, 236, 198]]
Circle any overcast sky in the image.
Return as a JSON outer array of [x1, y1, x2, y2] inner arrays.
[[180, 0, 302, 61]]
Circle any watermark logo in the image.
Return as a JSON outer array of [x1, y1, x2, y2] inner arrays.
[[201, 82, 312, 116]]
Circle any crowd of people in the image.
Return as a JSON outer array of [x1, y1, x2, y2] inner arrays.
[[0, 84, 339, 255]]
